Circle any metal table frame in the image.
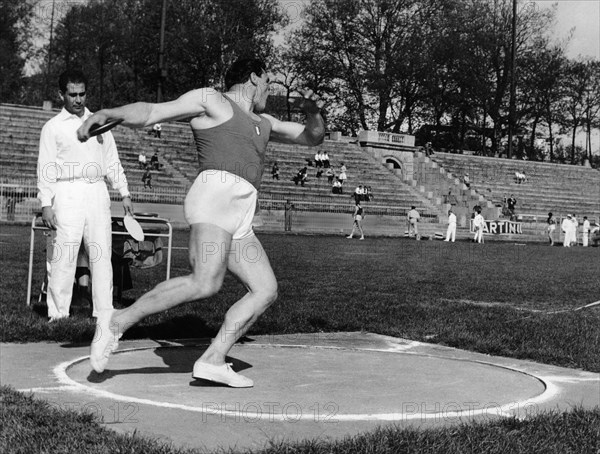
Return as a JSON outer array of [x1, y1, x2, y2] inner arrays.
[[26, 214, 173, 306]]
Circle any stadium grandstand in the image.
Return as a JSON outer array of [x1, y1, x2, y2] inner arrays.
[[1, 103, 599, 242]]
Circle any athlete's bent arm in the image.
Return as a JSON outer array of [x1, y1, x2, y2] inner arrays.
[[263, 94, 325, 147], [77, 88, 215, 141]]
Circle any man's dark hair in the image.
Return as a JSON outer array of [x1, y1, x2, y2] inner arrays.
[[225, 59, 266, 90], [58, 69, 88, 93]]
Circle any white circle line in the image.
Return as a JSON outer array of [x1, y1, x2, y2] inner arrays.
[[52, 345, 557, 422]]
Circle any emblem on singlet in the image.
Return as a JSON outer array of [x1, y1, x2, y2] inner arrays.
[[255, 125, 261, 135]]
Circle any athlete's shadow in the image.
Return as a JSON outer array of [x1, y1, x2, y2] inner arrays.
[[87, 343, 252, 386]]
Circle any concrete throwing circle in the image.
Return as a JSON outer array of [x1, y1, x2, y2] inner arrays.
[[63, 344, 546, 422]]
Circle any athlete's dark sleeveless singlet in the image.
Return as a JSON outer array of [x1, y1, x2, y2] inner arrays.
[[191, 94, 272, 190]]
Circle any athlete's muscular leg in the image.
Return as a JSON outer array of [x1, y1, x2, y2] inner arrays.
[[198, 233, 278, 366], [111, 223, 231, 335]]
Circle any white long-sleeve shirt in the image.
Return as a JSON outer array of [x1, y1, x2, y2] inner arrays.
[[583, 220, 590, 233], [37, 107, 129, 207], [473, 213, 485, 229]]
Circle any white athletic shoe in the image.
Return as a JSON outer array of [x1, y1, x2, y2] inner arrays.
[[192, 361, 253, 388], [90, 309, 121, 373], [346, 235, 353, 239]]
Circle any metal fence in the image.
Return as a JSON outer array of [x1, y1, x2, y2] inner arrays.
[[0, 177, 439, 223]]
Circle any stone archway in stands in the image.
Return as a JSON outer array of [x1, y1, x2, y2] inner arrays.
[[385, 157, 403, 178]]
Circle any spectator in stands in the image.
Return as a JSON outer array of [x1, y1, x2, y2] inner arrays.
[[473, 207, 485, 243], [138, 151, 147, 169], [318, 150, 326, 166], [325, 167, 335, 183], [546, 212, 556, 246], [338, 162, 347, 186], [332, 178, 343, 194], [293, 166, 308, 186], [445, 208, 457, 242], [515, 171, 527, 184], [582, 216, 590, 247], [507, 194, 517, 220], [142, 166, 153, 189], [150, 151, 160, 170], [407, 206, 420, 239], [38, 69, 134, 322], [152, 123, 162, 138], [365, 186, 373, 201], [353, 185, 364, 204], [271, 161, 280, 180], [322, 151, 330, 168], [424, 142, 433, 157], [314, 150, 322, 168], [463, 173, 471, 189], [346, 202, 365, 240]]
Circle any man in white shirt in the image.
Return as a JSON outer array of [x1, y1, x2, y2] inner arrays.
[[473, 208, 485, 243], [138, 151, 146, 168], [561, 214, 573, 247], [314, 150, 322, 168], [37, 69, 134, 321], [582, 216, 590, 247], [445, 209, 457, 242], [407, 206, 420, 238], [571, 214, 579, 246]]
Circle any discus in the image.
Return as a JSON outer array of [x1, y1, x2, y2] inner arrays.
[[89, 118, 123, 137], [124, 214, 145, 242]]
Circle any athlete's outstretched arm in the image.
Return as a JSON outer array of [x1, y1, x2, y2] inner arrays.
[[263, 90, 325, 147], [77, 88, 216, 142]]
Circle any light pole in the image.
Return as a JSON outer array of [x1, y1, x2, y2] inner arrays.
[[44, 0, 56, 106], [507, 0, 517, 159], [156, 0, 167, 103]]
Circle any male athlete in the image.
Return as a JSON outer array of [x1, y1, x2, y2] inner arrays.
[[77, 59, 325, 387]]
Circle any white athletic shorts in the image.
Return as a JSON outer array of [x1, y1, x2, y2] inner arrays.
[[184, 170, 258, 240]]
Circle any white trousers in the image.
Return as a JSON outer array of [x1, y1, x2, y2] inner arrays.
[[408, 219, 418, 236], [46, 181, 113, 319], [474, 227, 484, 243], [563, 230, 575, 247], [445, 223, 456, 242]]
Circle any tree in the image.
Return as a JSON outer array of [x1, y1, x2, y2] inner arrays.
[[518, 41, 567, 161], [451, 0, 556, 154], [285, 0, 437, 133], [580, 61, 600, 163], [0, 0, 37, 103], [47, 0, 285, 109], [561, 59, 600, 163]]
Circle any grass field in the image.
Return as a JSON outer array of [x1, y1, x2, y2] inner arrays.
[[1, 224, 599, 453]]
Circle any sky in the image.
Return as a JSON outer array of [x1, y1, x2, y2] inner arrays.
[[533, 0, 600, 60]]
